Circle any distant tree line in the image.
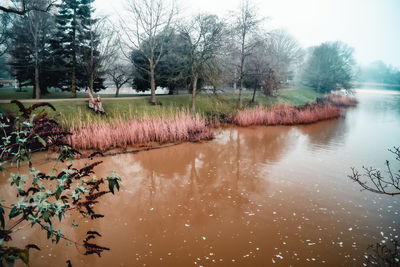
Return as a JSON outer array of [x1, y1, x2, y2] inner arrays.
[[356, 60, 400, 85], [0, 0, 372, 108]]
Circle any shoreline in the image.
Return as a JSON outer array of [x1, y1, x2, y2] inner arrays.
[[68, 94, 357, 152]]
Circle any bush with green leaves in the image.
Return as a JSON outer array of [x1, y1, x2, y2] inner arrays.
[[0, 101, 121, 266]]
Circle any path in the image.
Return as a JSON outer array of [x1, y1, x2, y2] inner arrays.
[[0, 94, 188, 104]]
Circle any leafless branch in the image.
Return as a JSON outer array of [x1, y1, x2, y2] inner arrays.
[[348, 146, 400, 196]]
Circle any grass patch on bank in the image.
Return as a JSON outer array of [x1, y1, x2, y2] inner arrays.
[[0, 88, 321, 129], [0, 87, 156, 99]]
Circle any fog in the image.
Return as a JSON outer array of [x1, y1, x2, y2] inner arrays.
[[94, 0, 400, 68]]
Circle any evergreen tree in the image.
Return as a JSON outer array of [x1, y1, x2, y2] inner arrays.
[[50, 0, 105, 97], [131, 30, 191, 94]]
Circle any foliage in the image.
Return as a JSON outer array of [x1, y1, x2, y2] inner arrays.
[[0, 11, 12, 57], [50, 0, 105, 94], [0, 101, 121, 266], [120, 0, 176, 104], [131, 30, 191, 93], [179, 13, 225, 114], [7, 2, 55, 95], [356, 60, 400, 85], [301, 41, 355, 93]]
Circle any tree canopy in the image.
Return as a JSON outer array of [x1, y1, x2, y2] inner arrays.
[[301, 41, 355, 93]]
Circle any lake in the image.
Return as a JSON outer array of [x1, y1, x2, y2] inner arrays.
[[2, 89, 399, 266]]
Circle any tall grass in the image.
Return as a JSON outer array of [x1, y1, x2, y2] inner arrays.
[[233, 94, 357, 127], [69, 112, 213, 151], [232, 103, 342, 127], [323, 94, 358, 107]]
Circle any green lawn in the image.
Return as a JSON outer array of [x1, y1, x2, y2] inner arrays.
[[0, 88, 321, 129], [0, 87, 152, 99]]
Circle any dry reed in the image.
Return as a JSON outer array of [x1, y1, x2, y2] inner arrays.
[[233, 103, 343, 127], [69, 112, 213, 151], [324, 94, 358, 107]]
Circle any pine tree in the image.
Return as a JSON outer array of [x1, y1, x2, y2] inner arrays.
[[50, 0, 105, 97]]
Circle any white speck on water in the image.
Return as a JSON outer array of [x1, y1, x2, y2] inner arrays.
[[150, 208, 154, 211], [273, 211, 277, 215], [348, 228, 352, 231], [202, 236, 206, 240], [272, 259, 276, 263], [185, 224, 190, 227], [276, 255, 283, 259]]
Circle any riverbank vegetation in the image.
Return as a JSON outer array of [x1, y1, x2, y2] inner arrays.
[[0, 105, 122, 265], [69, 112, 213, 151], [0, 88, 357, 151], [0, 88, 322, 129], [232, 94, 356, 127]]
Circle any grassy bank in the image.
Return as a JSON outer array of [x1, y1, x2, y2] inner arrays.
[[0, 88, 358, 152], [0, 87, 153, 99], [0, 88, 321, 129]]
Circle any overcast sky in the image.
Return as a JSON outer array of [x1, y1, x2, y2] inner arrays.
[[94, 0, 400, 69]]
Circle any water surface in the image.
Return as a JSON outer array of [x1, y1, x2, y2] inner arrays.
[[2, 89, 400, 266]]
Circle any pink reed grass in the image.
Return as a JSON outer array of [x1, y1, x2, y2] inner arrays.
[[324, 94, 358, 107], [233, 103, 342, 127], [69, 114, 213, 151]]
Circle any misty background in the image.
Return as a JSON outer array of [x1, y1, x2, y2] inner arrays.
[[94, 0, 400, 69]]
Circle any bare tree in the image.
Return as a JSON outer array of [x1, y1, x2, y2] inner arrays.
[[180, 13, 224, 115], [244, 30, 303, 101], [230, 0, 263, 108], [0, 0, 55, 15], [27, 1, 52, 99], [265, 29, 304, 86], [120, 0, 175, 105], [83, 17, 118, 95], [108, 63, 133, 97]]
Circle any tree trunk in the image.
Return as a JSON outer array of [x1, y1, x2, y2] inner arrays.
[[89, 14, 94, 95], [191, 73, 198, 116], [115, 86, 120, 97], [238, 28, 246, 109], [238, 77, 244, 108], [71, 65, 76, 98], [90, 72, 94, 95], [71, 6, 77, 98], [251, 87, 257, 103], [32, 11, 40, 99], [34, 62, 40, 99], [149, 61, 156, 104]]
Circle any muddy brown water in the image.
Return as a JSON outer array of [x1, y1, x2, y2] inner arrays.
[[1, 89, 400, 266]]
